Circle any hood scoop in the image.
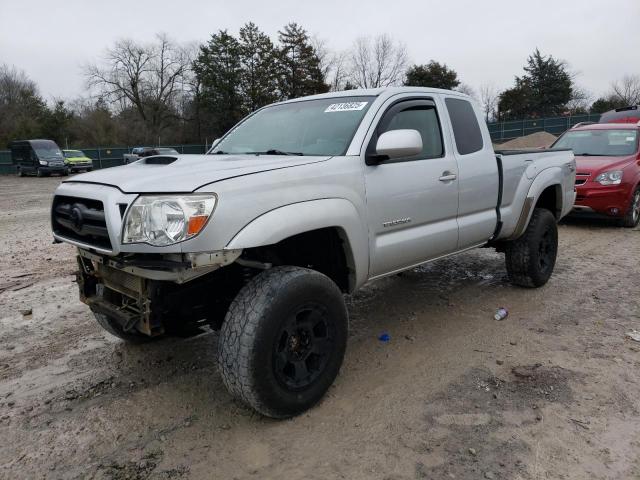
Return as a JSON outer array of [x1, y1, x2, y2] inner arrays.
[[143, 156, 178, 165]]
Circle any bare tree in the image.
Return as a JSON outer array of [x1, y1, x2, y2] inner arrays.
[[311, 36, 349, 91], [566, 85, 592, 114], [0, 64, 39, 106], [348, 34, 408, 88], [0, 64, 47, 146], [455, 82, 477, 99], [85, 33, 193, 140], [610, 74, 640, 106], [311, 36, 332, 82], [479, 83, 499, 122]]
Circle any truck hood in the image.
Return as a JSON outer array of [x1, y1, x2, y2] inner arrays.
[[575, 154, 636, 174], [62, 154, 330, 193]]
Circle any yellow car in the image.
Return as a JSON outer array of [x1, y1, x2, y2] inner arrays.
[[63, 150, 93, 173]]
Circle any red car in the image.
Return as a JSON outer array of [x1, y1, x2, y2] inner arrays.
[[552, 115, 640, 227]]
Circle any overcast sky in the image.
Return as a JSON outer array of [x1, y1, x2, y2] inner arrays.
[[1, 0, 639, 103]]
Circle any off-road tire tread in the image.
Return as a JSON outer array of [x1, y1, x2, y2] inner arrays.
[[505, 208, 557, 288], [217, 266, 346, 418]]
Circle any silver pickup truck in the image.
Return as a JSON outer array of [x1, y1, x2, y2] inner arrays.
[[51, 87, 576, 418]]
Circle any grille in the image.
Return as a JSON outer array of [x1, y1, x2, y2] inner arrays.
[[52, 195, 112, 250]]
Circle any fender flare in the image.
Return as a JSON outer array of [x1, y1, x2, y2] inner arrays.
[[226, 198, 369, 291], [510, 167, 565, 239]]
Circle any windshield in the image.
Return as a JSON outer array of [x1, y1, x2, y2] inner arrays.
[[212, 96, 375, 156], [553, 129, 638, 156], [157, 148, 179, 154], [32, 140, 63, 159], [64, 150, 84, 158]]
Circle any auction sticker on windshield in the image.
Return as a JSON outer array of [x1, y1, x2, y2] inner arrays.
[[324, 102, 368, 113]]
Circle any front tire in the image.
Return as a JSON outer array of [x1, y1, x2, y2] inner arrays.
[[17, 167, 24, 177], [217, 266, 348, 418], [93, 312, 158, 344], [621, 187, 640, 228], [505, 208, 558, 288]]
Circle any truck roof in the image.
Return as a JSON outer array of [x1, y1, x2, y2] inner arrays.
[[278, 86, 472, 105]]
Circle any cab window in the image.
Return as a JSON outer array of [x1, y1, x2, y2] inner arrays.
[[369, 99, 444, 161]]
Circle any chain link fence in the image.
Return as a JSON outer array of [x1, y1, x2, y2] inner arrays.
[[487, 113, 601, 142], [0, 114, 605, 173], [0, 144, 208, 174]]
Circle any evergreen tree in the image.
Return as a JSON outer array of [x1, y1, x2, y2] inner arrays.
[[498, 49, 573, 120], [523, 49, 572, 116], [277, 23, 328, 99], [497, 79, 532, 120], [591, 96, 626, 113], [41, 100, 73, 146], [238, 22, 279, 111], [194, 30, 244, 136], [404, 61, 460, 90]]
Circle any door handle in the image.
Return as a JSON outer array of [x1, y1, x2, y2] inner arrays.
[[439, 172, 457, 182]]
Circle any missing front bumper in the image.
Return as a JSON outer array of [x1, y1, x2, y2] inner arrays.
[[78, 256, 163, 336], [76, 248, 243, 337]]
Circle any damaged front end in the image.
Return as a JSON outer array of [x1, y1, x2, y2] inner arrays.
[[76, 248, 242, 337]]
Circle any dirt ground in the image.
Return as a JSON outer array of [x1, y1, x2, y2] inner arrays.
[[1, 175, 639, 480]]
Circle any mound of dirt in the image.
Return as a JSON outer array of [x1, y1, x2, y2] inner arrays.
[[498, 131, 557, 149]]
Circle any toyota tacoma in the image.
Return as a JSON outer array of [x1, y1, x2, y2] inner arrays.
[[51, 87, 576, 418]]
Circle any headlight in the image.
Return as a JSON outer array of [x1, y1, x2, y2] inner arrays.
[[122, 194, 216, 246], [595, 170, 623, 185], [39, 160, 48, 166]]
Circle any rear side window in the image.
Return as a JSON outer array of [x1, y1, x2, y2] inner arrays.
[[445, 98, 483, 155]]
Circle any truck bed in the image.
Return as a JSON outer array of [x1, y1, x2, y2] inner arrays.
[[494, 148, 575, 241]]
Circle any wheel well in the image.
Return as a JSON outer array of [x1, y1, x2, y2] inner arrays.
[[242, 227, 353, 293], [535, 184, 562, 219]]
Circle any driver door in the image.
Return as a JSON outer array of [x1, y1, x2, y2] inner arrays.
[[364, 97, 460, 278]]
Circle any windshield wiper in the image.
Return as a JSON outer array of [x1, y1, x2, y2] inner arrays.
[[575, 153, 608, 156], [253, 149, 303, 156]]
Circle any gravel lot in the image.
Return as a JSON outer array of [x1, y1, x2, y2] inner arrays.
[[1, 175, 639, 480]]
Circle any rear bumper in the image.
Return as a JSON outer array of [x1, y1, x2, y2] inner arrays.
[[573, 184, 631, 217]]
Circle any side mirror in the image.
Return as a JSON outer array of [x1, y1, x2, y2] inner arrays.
[[374, 129, 423, 161], [211, 138, 221, 148]]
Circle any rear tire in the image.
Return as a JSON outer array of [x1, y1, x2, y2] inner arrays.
[[505, 208, 558, 288], [93, 312, 158, 344], [217, 266, 348, 418], [621, 187, 640, 228], [17, 167, 24, 177]]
